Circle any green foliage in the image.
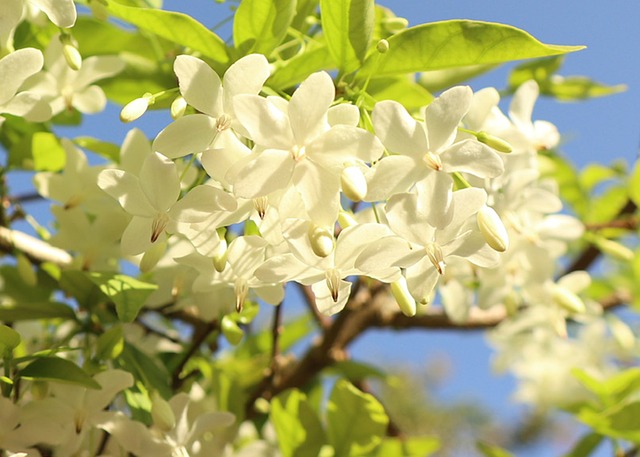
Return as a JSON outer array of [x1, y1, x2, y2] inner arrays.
[[95, 325, 125, 360], [233, 0, 297, 56], [477, 442, 515, 457], [0, 325, 21, 355], [86, 272, 158, 322], [358, 20, 584, 78], [320, 0, 375, 74], [372, 437, 440, 457], [19, 356, 101, 389]]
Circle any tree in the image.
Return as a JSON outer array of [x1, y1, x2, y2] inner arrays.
[[0, 1, 637, 456]]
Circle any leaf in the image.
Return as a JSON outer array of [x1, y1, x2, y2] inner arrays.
[[221, 315, 244, 345], [374, 437, 440, 457], [74, 137, 120, 162], [572, 368, 640, 405], [418, 63, 497, 93], [0, 325, 21, 354], [234, 0, 297, 56], [86, 272, 157, 323], [359, 20, 584, 78], [562, 433, 603, 457], [367, 75, 433, 111], [270, 389, 326, 457], [629, 160, 640, 208], [476, 442, 515, 457], [95, 325, 125, 360], [327, 360, 386, 382], [0, 301, 76, 321], [59, 270, 105, 309], [106, 0, 229, 71], [320, 0, 375, 74], [268, 42, 335, 89], [32, 132, 66, 172], [326, 380, 389, 456], [19, 356, 101, 389], [118, 342, 171, 398]]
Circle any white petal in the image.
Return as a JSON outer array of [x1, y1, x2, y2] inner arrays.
[[255, 253, 322, 284], [0, 0, 23, 45], [306, 125, 383, 169], [312, 278, 351, 315], [200, 129, 251, 185], [254, 285, 285, 305], [121, 216, 155, 256], [292, 160, 340, 227], [446, 187, 487, 231], [229, 149, 295, 199], [405, 260, 439, 302], [73, 56, 125, 89], [385, 192, 433, 246], [288, 71, 334, 145], [328, 103, 360, 126], [175, 55, 222, 117], [509, 80, 539, 131], [169, 185, 237, 223], [441, 140, 504, 178], [415, 171, 454, 230], [335, 222, 394, 270], [0, 48, 44, 105], [1, 91, 51, 121], [32, 0, 77, 28], [234, 94, 294, 149], [373, 100, 427, 157], [364, 155, 425, 202], [97, 169, 155, 216], [85, 370, 134, 413], [120, 128, 151, 175], [222, 53, 270, 114], [356, 236, 420, 273], [153, 114, 217, 159], [424, 86, 472, 152], [465, 87, 500, 131], [72, 85, 107, 113], [139, 152, 180, 212]]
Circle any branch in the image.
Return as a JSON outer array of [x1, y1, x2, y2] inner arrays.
[[171, 320, 218, 390], [0, 226, 72, 266]]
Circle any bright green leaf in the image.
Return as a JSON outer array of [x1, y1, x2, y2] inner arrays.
[[359, 20, 584, 78], [221, 315, 244, 345], [374, 437, 440, 457], [320, 0, 375, 74], [367, 75, 433, 111], [87, 272, 157, 323], [0, 301, 75, 322], [95, 326, 125, 360], [271, 389, 326, 457], [268, 42, 335, 89], [74, 137, 120, 162], [19, 357, 101, 389], [326, 380, 389, 456], [234, 0, 297, 56], [477, 441, 515, 457], [562, 433, 603, 457], [418, 63, 497, 93], [106, 1, 229, 71], [118, 342, 171, 398], [628, 160, 640, 208], [32, 132, 66, 172]]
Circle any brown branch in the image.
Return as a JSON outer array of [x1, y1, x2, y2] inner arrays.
[[0, 226, 72, 266], [585, 216, 639, 231], [171, 320, 218, 390], [564, 198, 637, 275]]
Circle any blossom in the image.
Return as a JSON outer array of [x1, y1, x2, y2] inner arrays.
[[367, 86, 504, 228], [227, 71, 383, 226]]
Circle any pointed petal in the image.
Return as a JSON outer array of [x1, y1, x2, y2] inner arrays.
[[465, 87, 500, 131], [405, 260, 439, 302], [312, 278, 351, 315], [121, 216, 155, 255], [169, 185, 237, 223], [255, 253, 322, 284], [175, 55, 222, 117], [356, 236, 421, 273], [385, 192, 433, 245], [292, 160, 340, 226], [200, 129, 251, 185], [441, 140, 504, 178], [97, 169, 155, 216], [153, 114, 217, 159], [335, 222, 394, 270], [1, 91, 51, 121], [139, 152, 180, 212], [424, 86, 472, 152], [227, 235, 268, 276], [254, 285, 285, 305], [32, 0, 77, 28], [307, 125, 383, 169], [0, 48, 44, 105], [289, 71, 334, 145], [328, 103, 360, 126], [364, 155, 424, 202], [415, 171, 454, 230], [509, 80, 539, 131], [222, 53, 270, 114], [72, 85, 107, 113], [445, 187, 487, 231], [234, 94, 294, 149], [229, 149, 295, 199], [373, 100, 427, 156], [120, 128, 151, 175], [85, 370, 134, 413]]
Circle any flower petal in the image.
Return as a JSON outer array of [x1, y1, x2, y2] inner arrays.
[[292, 160, 340, 226], [312, 278, 351, 315], [288, 71, 334, 145], [169, 185, 237, 223], [0, 48, 44, 105], [364, 155, 425, 202], [174, 55, 222, 117], [234, 94, 294, 149], [32, 0, 77, 28], [222, 53, 270, 114], [306, 125, 383, 169], [153, 114, 218, 159], [228, 149, 295, 199], [72, 85, 107, 114], [73, 56, 125, 89], [97, 169, 155, 217], [139, 152, 180, 212], [441, 140, 504, 178], [373, 100, 427, 156], [424, 85, 472, 152]]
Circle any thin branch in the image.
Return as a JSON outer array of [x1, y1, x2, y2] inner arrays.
[[9, 192, 44, 204], [585, 216, 639, 231], [171, 320, 218, 390], [0, 226, 72, 266]]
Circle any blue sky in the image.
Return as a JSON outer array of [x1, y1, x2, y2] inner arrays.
[[15, 1, 639, 455]]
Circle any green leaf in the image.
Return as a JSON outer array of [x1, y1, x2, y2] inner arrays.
[[629, 160, 640, 208], [562, 433, 603, 457], [106, 0, 229, 71], [0, 301, 76, 321], [19, 356, 101, 389], [367, 75, 433, 111], [327, 360, 386, 382], [0, 325, 21, 354], [572, 368, 640, 405], [320, 0, 375, 74], [359, 20, 584, 78], [418, 64, 497, 93], [268, 41, 335, 89], [477, 442, 515, 457], [221, 315, 244, 345], [118, 342, 171, 397], [59, 270, 105, 309], [32, 132, 66, 172], [74, 137, 120, 162], [95, 325, 125, 360], [270, 389, 326, 457], [234, 0, 297, 56], [374, 437, 440, 457], [86, 272, 157, 323], [326, 380, 389, 456]]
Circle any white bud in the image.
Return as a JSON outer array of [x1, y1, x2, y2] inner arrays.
[[308, 225, 335, 257], [62, 43, 82, 71], [212, 238, 228, 273], [338, 210, 358, 229], [595, 237, 634, 262], [120, 94, 153, 123], [477, 206, 509, 252], [170, 95, 187, 120], [551, 285, 585, 314], [340, 165, 367, 202], [390, 277, 416, 317], [476, 131, 512, 153]]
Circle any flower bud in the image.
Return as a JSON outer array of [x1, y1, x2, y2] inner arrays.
[[476, 131, 512, 153], [340, 165, 367, 202], [151, 391, 176, 432], [390, 276, 417, 317], [383, 17, 408, 33], [63, 43, 82, 71], [308, 225, 335, 257], [477, 206, 509, 252], [212, 238, 228, 273], [120, 94, 153, 123], [338, 210, 358, 229], [376, 39, 389, 54], [594, 237, 634, 262], [551, 284, 585, 314], [170, 95, 187, 120]]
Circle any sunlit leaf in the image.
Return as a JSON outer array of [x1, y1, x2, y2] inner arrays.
[[20, 356, 101, 389], [234, 0, 296, 56], [86, 272, 157, 323], [269, 42, 335, 89]]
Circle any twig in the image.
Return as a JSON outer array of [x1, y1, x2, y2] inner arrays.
[[171, 320, 218, 390]]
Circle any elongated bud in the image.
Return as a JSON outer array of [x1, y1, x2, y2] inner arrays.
[[59, 34, 82, 70], [376, 39, 389, 54], [120, 93, 153, 123], [477, 206, 509, 252], [593, 237, 634, 262], [212, 238, 228, 272], [308, 225, 335, 257], [391, 277, 417, 317], [476, 131, 512, 153], [151, 391, 176, 432], [170, 96, 187, 120], [341, 165, 367, 202], [607, 315, 635, 351], [338, 210, 358, 229], [551, 284, 585, 314], [383, 17, 408, 33]]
